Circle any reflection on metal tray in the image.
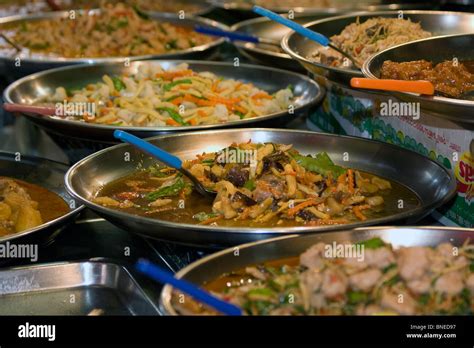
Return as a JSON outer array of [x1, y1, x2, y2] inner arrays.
[[0, 261, 159, 315]]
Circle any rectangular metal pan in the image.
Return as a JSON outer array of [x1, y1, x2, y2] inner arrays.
[[0, 261, 159, 315]]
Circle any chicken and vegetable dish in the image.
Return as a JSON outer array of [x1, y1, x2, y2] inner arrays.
[[0, 177, 70, 237], [380, 59, 474, 99], [175, 238, 474, 315], [94, 142, 420, 227], [43, 63, 295, 127]]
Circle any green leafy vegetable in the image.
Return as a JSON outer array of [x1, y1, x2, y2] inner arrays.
[[163, 79, 192, 92], [418, 294, 430, 305], [357, 237, 386, 249], [235, 110, 245, 119], [292, 152, 346, 177], [146, 177, 185, 200], [112, 76, 126, 91], [116, 18, 129, 28], [193, 212, 219, 222], [347, 291, 368, 304], [157, 107, 188, 125], [165, 39, 178, 51], [243, 179, 256, 191]]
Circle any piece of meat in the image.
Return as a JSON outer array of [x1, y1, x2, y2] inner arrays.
[[300, 242, 326, 269], [397, 247, 430, 281], [364, 247, 395, 269], [321, 268, 348, 299], [407, 276, 431, 295], [434, 271, 464, 296], [349, 268, 382, 292], [252, 174, 286, 203], [380, 288, 417, 315]]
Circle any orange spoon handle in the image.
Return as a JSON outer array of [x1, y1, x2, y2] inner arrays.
[[350, 78, 435, 95]]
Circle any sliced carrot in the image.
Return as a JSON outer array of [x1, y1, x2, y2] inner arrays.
[[197, 110, 207, 117], [183, 94, 214, 107], [232, 105, 247, 114], [188, 118, 198, 126], [353, 206, 367, 221], [251, 92, 272, 100], [155, 69, 193, 80], [337, 173, 346, 185], [287, 199, 321, 217], [211, 80, 219, 92], [347, 169, 354, 194], [166, 118, 180, 126], [170, 97, 184, 106], [208, 95, 240, 105]]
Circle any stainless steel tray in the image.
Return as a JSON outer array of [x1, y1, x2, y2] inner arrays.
[[0, 151, 83, 245], [0, 260, 159, 315], [363, 33, 474, 125], [3, 60, 323, 143], [0, 10, 227, 78], [208, 0, 432, 15], [282, 11, 474, 85], [160, 226, 474, 315], [65, 128, 456, 247]]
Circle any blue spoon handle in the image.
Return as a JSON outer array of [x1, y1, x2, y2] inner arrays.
[[113, 130, 182, 169], [252, 5, 330, 46], [136, 259, 242, 316], [195, 25, 260, 43]]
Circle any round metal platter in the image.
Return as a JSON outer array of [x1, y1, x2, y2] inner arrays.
[[208, 0, 431, 15], [160, 226, 474, 315], [282, 11, 474, 85], [363, 33, 474, 125], [0, 152, 83, 245], [3, 60, 323, 143], [65, 129, 456, 247], [0, 10, 227, 78]]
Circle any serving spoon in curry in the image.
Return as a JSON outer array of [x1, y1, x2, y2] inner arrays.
[[113, 130, 217, 199]]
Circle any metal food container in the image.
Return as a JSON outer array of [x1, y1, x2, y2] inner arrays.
[[160, 226, 474, 315], [0, 10, 227, 79], [0, 152, 83, 246], [0, 260, 159, 315], [65, 128, 456, 247]]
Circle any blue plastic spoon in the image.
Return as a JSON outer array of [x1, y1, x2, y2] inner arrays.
[[252, 6, 360, 69], [113, 130, 216, 199], [136, 259, 242, 316], [195, 25, 280, 46]]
